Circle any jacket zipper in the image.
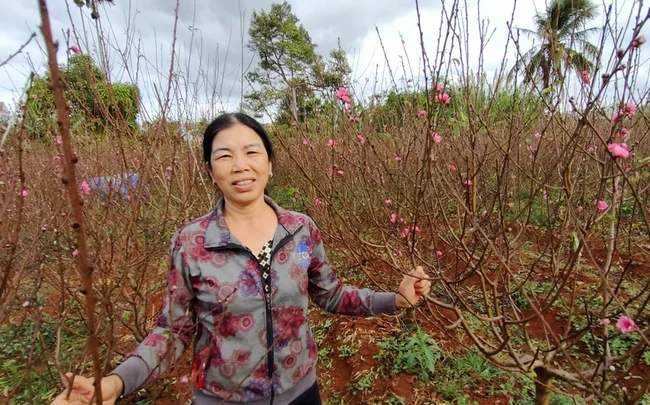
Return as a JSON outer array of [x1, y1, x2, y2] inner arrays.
[[260, 258, 274, 405], [263, 230, 300, 404], [214, 226, 300, 404]]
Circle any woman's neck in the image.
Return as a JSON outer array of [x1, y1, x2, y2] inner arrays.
[[223, 196, 271, 225]]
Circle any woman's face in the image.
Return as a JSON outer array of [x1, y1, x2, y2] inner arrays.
[[209, 123, 272, 207]]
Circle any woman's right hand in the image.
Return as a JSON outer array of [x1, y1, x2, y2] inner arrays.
[[51, 374, 123, 405]]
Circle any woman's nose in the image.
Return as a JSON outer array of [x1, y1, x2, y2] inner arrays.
[[231, 153, 249, 171]]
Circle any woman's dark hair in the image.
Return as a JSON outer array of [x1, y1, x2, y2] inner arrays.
[[203, 113, 275, 167]]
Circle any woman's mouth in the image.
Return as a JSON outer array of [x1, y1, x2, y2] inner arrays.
[[233, 179, 255, 190]]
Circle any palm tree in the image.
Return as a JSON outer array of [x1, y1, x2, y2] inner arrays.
[[513, 0, 599, 91], [72, 0, 115, 74], [73, 0, 114, 19], [74, 0, 114, 6]]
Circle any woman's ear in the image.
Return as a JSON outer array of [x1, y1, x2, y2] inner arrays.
[[205, 162, 216, 184], [268, 161, 273, 178]]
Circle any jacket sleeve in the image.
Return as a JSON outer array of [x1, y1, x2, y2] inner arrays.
[[306, 218, 396, 316], [110, 230, 196, 396]]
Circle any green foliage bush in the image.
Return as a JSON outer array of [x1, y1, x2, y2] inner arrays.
[[25, 54, 140, 140]]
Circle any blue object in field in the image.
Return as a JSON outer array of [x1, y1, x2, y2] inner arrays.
[[88, 173, 148, 202]]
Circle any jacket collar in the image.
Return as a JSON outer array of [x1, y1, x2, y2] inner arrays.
[[204, 195, 303, 250]]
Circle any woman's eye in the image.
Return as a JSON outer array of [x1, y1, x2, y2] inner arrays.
[[215, 155, 230, 160], [247, 151, 259, 155]]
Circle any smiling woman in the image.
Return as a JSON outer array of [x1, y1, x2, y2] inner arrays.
[[51, 112, 432, 405], [205, 115, 275, 219]]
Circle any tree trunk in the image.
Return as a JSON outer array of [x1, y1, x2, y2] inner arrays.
[[534, 367, 552, 405], [291, 86, 298, 124]]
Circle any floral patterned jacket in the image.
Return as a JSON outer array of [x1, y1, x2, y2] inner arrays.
[[112, 196, 397, 404]]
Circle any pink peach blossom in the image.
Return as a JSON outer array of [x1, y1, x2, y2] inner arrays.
[[72, 249, 79, 257], [449, 165, 457, 171], [616, 316, 635, 334], [435, 92, 450, 104], [436, 250, 443, 257], [384, 199, 392, 205], [608, 143, 629, 158], [357, 135, 365, 143], [632, 35, 646, 48], [401, 228, 410, 238], [394, 156, 402, 162], [390, 213, 397, 223], [335, 87, 350, 102], [432, 133, 442, 143], [21, 189, 28, 197], [600, 318, 611, 326], [314, 199, 323, 207], [337, 170, 344, 176], [596, 200, 608, 211], [580, 70, 590, 85], [55, 135, 62, 144], [418, 110, 427, 118], [80, 181, 90, 195]]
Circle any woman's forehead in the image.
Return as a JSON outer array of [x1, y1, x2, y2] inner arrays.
[[212, 124, 263, 147]]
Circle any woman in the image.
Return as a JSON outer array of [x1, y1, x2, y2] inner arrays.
[[52, 113, 431, 405]]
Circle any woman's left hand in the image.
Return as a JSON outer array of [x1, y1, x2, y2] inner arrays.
[[395, 266, 431, 309]]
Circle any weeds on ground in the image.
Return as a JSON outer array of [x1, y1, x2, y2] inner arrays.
[[375, 327, 440, 381], [335, 327, 361, 358], [347, 368, 379, 395], [0, 316, 85, 404]]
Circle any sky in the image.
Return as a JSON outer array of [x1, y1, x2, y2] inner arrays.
[[0, 0, 648, 121]]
